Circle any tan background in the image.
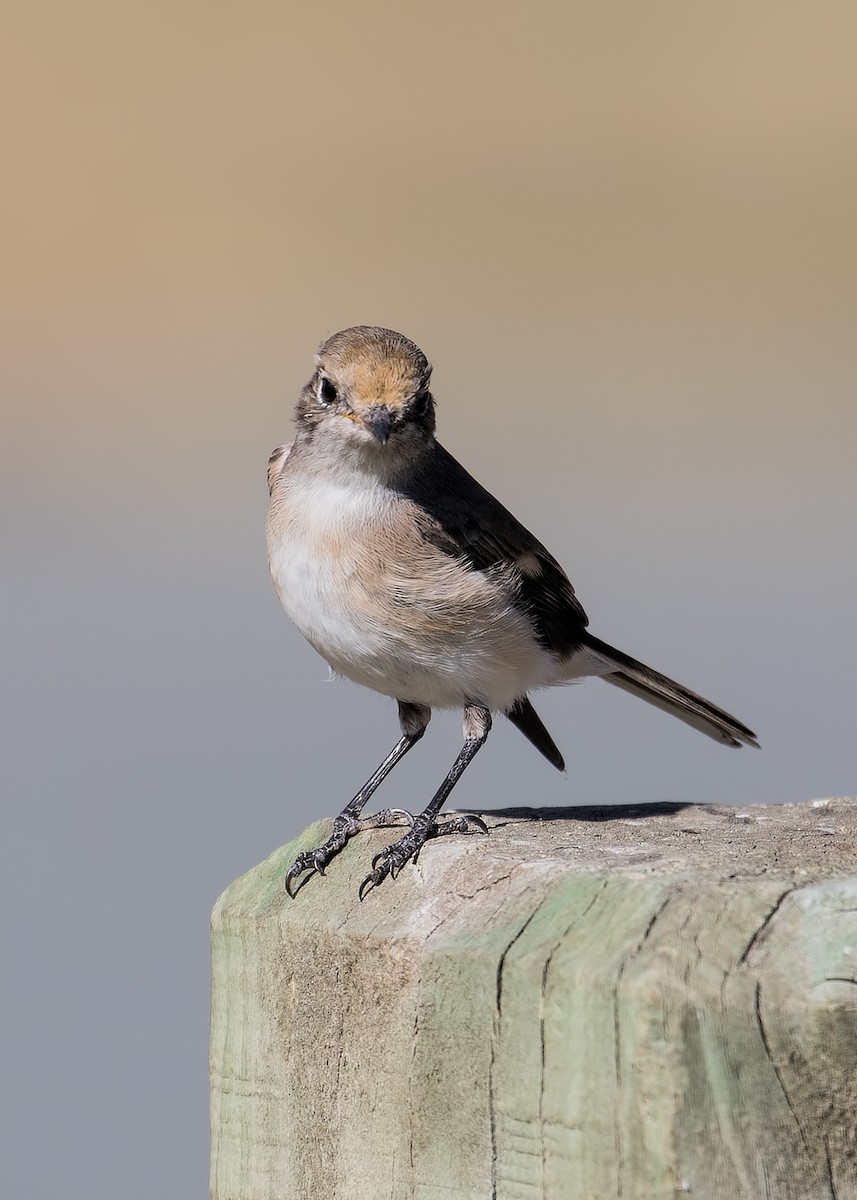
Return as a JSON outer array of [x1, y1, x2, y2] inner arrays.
[[3, 3, 856, 1196]]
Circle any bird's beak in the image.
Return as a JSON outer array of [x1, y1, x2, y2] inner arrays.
[[359, 405, 393, 444]]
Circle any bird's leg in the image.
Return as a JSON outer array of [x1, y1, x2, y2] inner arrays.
[[284, 702, 430, 897], [359, 704, 491, 899]]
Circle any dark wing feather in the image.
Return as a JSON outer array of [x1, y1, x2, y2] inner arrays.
[[506, 697, 566, 770], [400, 442, 588, 657]]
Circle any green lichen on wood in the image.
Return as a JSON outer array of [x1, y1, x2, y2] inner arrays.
[[210, 801, 857, 1200]]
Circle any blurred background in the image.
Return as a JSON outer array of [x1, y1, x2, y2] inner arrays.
[[2, 2, 855, 1196]]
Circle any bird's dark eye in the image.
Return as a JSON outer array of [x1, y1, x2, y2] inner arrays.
[[319, 377, 337, 405], [412, 391, 430, 416]]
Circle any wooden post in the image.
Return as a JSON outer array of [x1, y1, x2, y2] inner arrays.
[[210, 800, 857, 1200]]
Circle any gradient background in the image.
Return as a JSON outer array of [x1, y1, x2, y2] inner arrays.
[[3, 3, 856, 1196]]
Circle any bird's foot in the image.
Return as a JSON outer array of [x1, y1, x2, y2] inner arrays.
[[358, 812, 488, 900], [284, 808, 414, 897], [427, 813, 489, 838]]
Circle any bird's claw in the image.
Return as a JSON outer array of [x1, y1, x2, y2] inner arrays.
[[284, 854, 316, 898], [431, 813, 489, 837], [360, 829, 421, 898], [284, 808, 417, 898], [285, 842, 340, 896], [358, 812, 488, 899], [358, 860, 389, 901], [284, 823, 351, 896]]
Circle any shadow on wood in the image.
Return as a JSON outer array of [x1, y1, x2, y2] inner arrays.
[[210, 799, 857, 1199]]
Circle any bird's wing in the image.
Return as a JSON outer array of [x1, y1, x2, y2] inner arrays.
[[267, 442, 293, 495], [403, 442, 589, 657]]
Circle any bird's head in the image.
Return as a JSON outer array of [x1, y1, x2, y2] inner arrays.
[[295, 326, 435, 463]]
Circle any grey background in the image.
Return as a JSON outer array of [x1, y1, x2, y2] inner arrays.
[[3, 3, 856, 1197]]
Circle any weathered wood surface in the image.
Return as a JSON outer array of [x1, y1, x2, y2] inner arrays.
[[210, 799, 857, 1200]]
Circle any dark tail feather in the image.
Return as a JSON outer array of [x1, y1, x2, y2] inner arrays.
[[582, 634, 759, 749], [505, 696, 566, 771]]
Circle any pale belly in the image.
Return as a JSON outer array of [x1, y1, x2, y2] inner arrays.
[[267, 480, 561, 710]]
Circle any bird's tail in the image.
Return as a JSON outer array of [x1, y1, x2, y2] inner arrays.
[[581, 633, 759, 748]]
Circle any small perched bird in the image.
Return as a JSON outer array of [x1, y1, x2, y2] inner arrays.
[[266, 326, 758, 898]]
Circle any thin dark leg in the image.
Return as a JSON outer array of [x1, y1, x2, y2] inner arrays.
[[284, 701, 430, 897], [358, 704, 492, 900]]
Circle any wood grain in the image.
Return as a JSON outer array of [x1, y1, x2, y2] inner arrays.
[[210, 799, 857, 1200]]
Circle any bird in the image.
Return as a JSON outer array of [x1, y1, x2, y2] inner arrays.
[[266, 325, 758, 899]]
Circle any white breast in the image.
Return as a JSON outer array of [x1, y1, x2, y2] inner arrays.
[[266, 468, 561, 710], [268, 472, 384, 653]]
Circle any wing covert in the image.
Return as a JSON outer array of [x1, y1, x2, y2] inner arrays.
[[402, 443, 588, 657]]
